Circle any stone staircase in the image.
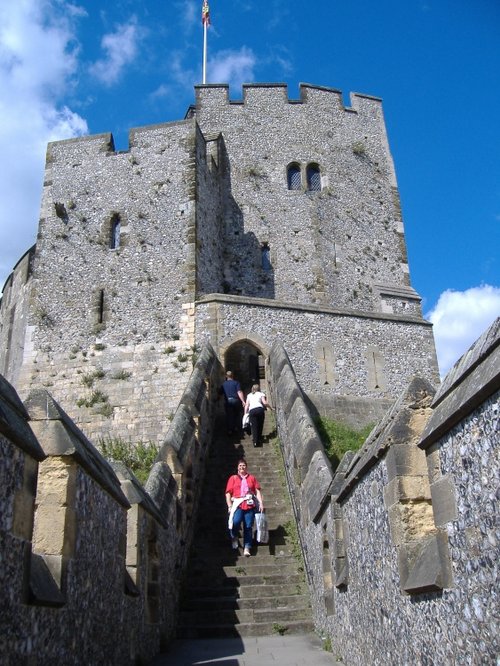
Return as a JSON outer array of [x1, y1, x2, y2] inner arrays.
[[176, 410, 314, 638]]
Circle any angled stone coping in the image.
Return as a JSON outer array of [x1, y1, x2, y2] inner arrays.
[[160, 404, 196, 472], [269, 339, 334, 519], [420, 317, 500, 449], [196, 293, 431, 326], [145, 461, 177, 515], [180, 341, 215, 415], [373, 283, 422, 301], [0, 374, 45, 461], [304, 449, 334, 523], [23, 389, 129, 508], [111, 462, 167, 529], [337, 377, 436, 502], [269, 340, 294, 377], [160, 341, 215, 468]]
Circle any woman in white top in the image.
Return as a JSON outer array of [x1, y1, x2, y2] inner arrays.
[[244, 384, 270, 447]]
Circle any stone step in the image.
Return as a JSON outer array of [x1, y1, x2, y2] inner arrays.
[[179, 603, 312, 627], [183, 581, 307, 600], [185, 571, 305, 589], [189, 535, 297, 552], [188, 549, 299, 567], [188, 561, 303, 578], [176, 413, 313, 640], [181, 593, 310, 611], [176, 619, 315, 639]]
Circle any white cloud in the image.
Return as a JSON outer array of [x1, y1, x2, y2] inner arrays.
[[0, 0, 88, 290], [426, 285, 500, 377], [208, 48, 256, 89], [89, 18, 142, 86]]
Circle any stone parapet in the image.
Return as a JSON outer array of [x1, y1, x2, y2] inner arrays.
[[0, 341, 222, 665], [298, 318, 499, 665]]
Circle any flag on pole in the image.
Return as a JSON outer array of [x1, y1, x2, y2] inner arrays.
[[202, 0, 210, 26]]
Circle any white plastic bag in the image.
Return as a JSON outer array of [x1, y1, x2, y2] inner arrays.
[[255, 511, 269, 544], [242, 412, 251, 434]]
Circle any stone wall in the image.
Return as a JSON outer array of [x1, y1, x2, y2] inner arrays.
[[0, 121, 205, 445], [192, 84, 419, 314], [268, 318, 499, 665], [0, 247, 35, 384], [0, 82, 439, 446], [0, 343, 221, 666], [196, 295, 438, 426]]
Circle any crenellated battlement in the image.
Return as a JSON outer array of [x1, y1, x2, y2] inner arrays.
[[193, 82, 383, 116]]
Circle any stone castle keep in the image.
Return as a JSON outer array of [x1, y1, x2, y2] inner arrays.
[[0, 84, 498, 664], [0, 83, 439, 441]]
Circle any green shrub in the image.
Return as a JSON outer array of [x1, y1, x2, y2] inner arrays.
[[81, 368, 105, 387], [96, 403, 114, 418], [99, 437, 160, 485], [76, 390, 109, 408], [314, 417, 373, 471], [112, 369, 132, 380], [163, 345, 176, 354], [352, 141, 366, 156]]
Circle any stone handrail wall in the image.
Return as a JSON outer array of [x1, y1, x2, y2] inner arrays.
[[267, 319, 499, 665], [0, 342, 221, 666]]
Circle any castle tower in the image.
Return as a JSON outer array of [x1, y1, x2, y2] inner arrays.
[[0, 84, 439, 443]]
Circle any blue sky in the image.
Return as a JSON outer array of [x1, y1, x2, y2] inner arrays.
[[0, 0, 499, 376]]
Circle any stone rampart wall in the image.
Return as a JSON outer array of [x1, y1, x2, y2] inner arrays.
[[0, 247, 35, 384], [0, 343, 221, 666], [268, 318, 499, 665]]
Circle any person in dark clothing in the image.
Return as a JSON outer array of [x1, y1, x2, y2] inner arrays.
[[244, 383, 270, 447], [219, 371, 246, 434]]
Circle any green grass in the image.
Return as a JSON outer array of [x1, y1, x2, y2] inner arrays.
[[99, 437, 160, 484], [314, 417, 373, 471]]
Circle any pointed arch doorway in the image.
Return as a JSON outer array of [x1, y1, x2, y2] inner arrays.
[[223, 340, 266, 395]]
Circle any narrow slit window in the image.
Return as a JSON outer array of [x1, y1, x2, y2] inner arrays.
[[261, 244, 272, 270], [98, 290, 105, 324], [287, 163, 301, 190], [306, 164, 321, 191], [110, 215, 121, 249]]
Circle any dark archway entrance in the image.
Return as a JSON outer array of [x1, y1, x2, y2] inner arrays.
[[223, 341, 266, 394]]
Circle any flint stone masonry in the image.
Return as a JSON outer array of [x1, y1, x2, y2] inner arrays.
[[268, 318, 499, 665], [192, 84, 413, 311], [196, 295, 438, 424], [0, 343, 221, 665], [1, 82, 439, 447], [1, 81, 470, 663]]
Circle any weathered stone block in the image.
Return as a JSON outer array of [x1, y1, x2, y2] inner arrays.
[[386, 442, 428, 479], [402, 530, 453, 593], [430, 475, 458, 527], [29, 553, 65, 606]]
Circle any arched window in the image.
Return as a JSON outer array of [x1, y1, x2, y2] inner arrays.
[[287, 163, 301, 190], [306, 164, 321, 191], [110, 215, 121, 249]]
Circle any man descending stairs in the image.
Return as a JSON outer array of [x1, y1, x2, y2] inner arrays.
[[177, 409, 314, 638]]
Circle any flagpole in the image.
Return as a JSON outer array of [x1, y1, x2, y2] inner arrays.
[[201, 1, 210, 84], [203, 21, 207, 84]]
